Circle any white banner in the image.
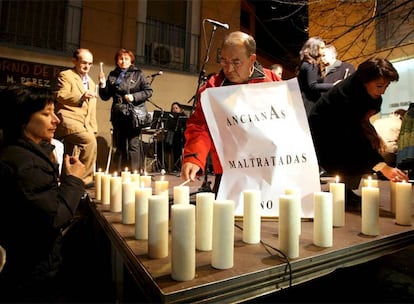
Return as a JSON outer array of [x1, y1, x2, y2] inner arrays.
[[201, 79, 320, 218]]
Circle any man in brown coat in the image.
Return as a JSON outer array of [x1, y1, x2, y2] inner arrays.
[[55, 48, 98, 187]]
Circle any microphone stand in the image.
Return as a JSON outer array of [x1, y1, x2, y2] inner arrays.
[[189, 25, 219, 194]]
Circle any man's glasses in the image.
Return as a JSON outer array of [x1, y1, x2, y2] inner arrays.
[[219, 58, 243, 69]]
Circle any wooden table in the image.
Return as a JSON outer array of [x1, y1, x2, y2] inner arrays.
[[87, 177, 414, 303]]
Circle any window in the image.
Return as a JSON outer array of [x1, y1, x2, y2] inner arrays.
[[0, 0, 81, 54]]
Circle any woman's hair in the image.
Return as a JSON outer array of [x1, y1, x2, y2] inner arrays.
[[0, 84, 56, 142], [222, 31, 256, 57], [171, 101, 182, 112], [356, 57, 399, 83], [299, 36, 325, 64], [114, 48, 135, 65]]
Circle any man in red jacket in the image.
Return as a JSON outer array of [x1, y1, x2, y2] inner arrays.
[[181, 31, 281, 193]]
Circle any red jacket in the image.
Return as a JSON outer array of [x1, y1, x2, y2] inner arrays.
[[183, 62, 280, 175]]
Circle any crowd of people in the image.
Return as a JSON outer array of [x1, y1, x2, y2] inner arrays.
[[0, 30, 410, 301]]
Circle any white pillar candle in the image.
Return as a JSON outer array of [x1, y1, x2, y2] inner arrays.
[[173, 185, 190, 204], [313, 192, 333, 247], [211, 200, 234, 269], [284, 187, 301, 236], [362, 176, 379, 188], [94, 169, 103, 201], [395, 181, 412, 226], [278, 194, 300, 258], [171, 204, 195, 281], [101, 173, 111, 205], [122, 180, 135, 224], [135, 187, 152, 240], [121, 168, 131, 183], [242, 190, 261, 244], [148, 194, 169, 259], [196, 192, 215, 251], [329, 178, 345, 227], [110, 173, 122, 212], [140, 175, 152, 188], [361, 185, 380, 236], [390, 181, 397, 213], [154, 180, 169, 197], [131, 171, 140, 182]]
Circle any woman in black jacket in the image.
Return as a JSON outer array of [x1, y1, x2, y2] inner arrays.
[[0, 84, 86, 301], [308, 57, 408, 199], [99, 48, 153, 172]]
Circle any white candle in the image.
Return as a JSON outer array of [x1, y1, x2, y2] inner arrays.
[[101, 173, 111, 205], [212, 200, 234, 269], [362, 176, 379, 188], [171, 204, 195, 281], [131, 170, 140, 182], [278, 194, 300, 258], [121, 168, 131, 183], [390, 181, 397, 213], [284, 187, 301, 236], [313, 192, 333, 247], [173, 185, 190, 204], [361, 184, 380, 236], [196, 192, 215, 251], [94, 169, 103, 201], [148, 194, 169, 259], [110, 173, 122, 212], [395, 181, 412, 226], [242, 190, 261, 244], [329, 177, 345, 227], [135, 187, 152, 240], [122, 180, 135, 224], [154, 180, 169, 197], [140, 175, 152, 188]]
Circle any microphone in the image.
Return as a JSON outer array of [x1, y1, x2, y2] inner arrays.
[[150, 71, 163, 78], [205, 19, 229, 30]]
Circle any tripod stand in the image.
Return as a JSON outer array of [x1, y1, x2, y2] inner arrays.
[[146, 111, 167, 174]]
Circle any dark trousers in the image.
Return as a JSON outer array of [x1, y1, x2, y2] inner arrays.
[[112, 127, 142, 172]]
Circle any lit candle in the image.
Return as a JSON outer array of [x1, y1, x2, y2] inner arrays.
[[94, 168, 103, 201], [212, 200, 234, 269], [284, 186, 301, 236], [121, 167, 131, 183], [171, 204, 195, 281], [131, 170, 140, 182], [278, 194, 300, 258], [110, 172, 122, 212], [122, 180, 135, 224], [329, 176, 345, 227], [395, 181, 412, 226], [140, 174, 152, 188], [196, 192, 215, 251], [313, 192, 333, 247], [99, 62, 104, 74], [361, 183, 380, 236], [173, 185, 190, 204], [148, 194, 169, 259], [242, 190, 261, 244], [363, 176, 379, 188], [135, 187, 152, 240], [154, 180, 169, 197], [101, 173, 111, 205], [390, 181, 397, 213]]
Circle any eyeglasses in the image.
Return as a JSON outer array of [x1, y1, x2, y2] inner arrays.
[[219, 58, 243, 69], [80, 61, 93, 66]]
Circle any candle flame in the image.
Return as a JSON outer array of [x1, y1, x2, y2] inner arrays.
[[335, 175, 340, 183], [113, 171, 118, 177]]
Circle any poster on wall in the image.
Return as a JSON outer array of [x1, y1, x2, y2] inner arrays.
[[0, 57, 67, 89]]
